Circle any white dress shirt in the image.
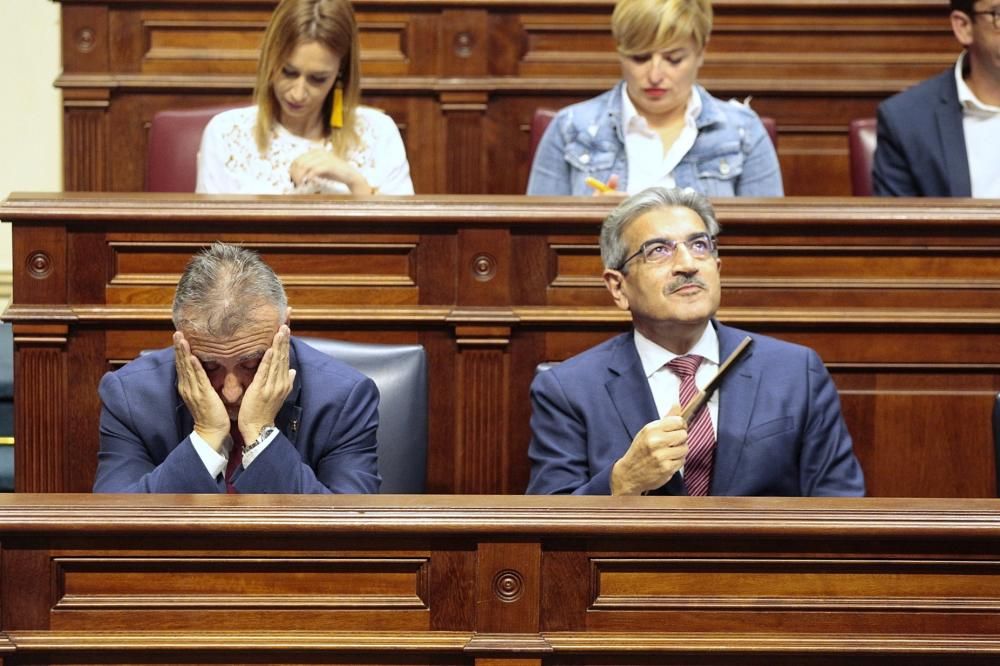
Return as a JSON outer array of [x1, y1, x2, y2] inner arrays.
[[621, 86, 702, 195], [190, 425, 279, 480], [955, 52, 1000, 198], [633, 325, 720, 433]]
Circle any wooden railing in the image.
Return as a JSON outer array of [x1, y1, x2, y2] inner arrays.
[[1, 494, 1000, 664]]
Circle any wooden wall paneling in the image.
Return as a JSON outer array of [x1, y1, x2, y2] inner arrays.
[[486, 94, 585, 195], [61, 2, 109, 74], [61, 1, 110, 192], [423, 328, 461, 495], [64, 331, 109, 492], [454, 337, 512, 493], [63, 95, 111, 192], [453, 227, 514, 492], [3, 495, 1000, 662], [441, 91, 491, 194], [367, 93, 444, 195], [13, 330, 69, 492], [439, 9, 489, 77], [833, 363, 1000, 498], [474, 542, 541, 633]]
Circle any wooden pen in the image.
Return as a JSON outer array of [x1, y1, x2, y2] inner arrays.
[[680, 336, 753, 425]]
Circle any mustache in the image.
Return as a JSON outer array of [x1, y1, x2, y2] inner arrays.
[[667, 275, 707, 293]]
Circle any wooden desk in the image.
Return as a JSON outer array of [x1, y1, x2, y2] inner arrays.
[[1, 494, 999, 665], [2, 194, 998, 495], [56, 0, 957, 196]]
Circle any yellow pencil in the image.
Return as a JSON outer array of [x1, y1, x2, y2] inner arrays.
[[584, 176, 614, 193]]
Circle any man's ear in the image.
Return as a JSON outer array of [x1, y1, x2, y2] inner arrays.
[[603, 269, 631, 311], [950, 10, 974, 47], [284, 306, 292, 327]]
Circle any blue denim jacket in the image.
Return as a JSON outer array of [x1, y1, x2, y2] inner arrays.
[[527, 82, 784, 197]]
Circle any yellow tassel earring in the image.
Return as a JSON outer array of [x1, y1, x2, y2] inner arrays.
[[330, 79, 344, 129]]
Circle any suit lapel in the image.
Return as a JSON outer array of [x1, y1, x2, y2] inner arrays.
[[605, 333, 659, 443], [276, 339, 303, 445], [935, 74, 972, 197], [606, 333, 686, 496], [711, 322, 759, 494], [175, 400, 194, 444]]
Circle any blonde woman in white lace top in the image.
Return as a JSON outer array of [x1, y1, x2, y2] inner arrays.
[[196, 0, 413, 195]]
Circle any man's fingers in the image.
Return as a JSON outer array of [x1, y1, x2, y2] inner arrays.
[[279, 325, 290, 364]]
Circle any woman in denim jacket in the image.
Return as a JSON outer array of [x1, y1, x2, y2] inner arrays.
[[527, 0, 783, 198]]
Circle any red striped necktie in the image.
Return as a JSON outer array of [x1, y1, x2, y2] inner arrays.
[[666, 354, 716, 496], [225, 426, 243, 494]]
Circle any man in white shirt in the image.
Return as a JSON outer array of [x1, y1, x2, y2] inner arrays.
[[874, 0, 1000, 197]]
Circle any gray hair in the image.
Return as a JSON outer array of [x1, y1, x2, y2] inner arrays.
[[172, 242, 288, 337], [600, 186, 721, 272]]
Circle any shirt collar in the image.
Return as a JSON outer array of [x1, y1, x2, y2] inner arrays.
[[620, 84, 702, 135], [955, 51, 1000, 114], [634, 323, 720, 379]]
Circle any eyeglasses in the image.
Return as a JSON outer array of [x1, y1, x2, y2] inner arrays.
[[971, 9, 1000, 29], [617, 233, 716, 271]]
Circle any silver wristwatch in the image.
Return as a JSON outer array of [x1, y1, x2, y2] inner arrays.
[[244, 425, 278, 454]]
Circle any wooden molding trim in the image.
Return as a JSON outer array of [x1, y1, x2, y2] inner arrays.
[[5, 630, 473, 651], [53, 73, 944, 95], [3, 304, 999, 328], [0, 494, 996, 535], [4, 193, 997, 225]]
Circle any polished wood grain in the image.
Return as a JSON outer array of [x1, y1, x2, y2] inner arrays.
[[1, 494, 1000, 664], [55, 0, 959, 195], [2, 193, 998, 498]]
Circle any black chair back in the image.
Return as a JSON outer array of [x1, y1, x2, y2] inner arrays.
[[301, 338, 428, 494]]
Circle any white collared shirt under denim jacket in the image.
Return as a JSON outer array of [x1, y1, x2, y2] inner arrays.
[[526, 82, 784, 197]]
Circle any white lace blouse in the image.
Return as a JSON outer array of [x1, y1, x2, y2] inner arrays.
[[195, 105, 414, 195]]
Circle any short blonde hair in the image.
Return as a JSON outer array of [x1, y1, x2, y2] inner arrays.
[[612, 0, 713, 55], [253, 0, 361, 156]]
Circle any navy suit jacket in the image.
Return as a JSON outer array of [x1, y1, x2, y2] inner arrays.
[[526, 323, 865, 496], [873, 68, 972, 197], [94, 337, 381, 493]]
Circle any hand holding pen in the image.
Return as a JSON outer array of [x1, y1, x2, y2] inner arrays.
[[585, 175, 624, 196]]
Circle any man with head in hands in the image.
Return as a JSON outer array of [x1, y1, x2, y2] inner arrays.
[[94, 242, 379, 493], [526, 187, 864, 497]]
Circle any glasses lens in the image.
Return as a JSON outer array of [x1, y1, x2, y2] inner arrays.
[[641, 241, 674, 263], [688, 235, 713, 257]]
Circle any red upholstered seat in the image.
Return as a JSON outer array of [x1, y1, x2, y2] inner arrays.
[[146, 105, 239, 192], [759, 115, 778, 149], [529, 108, 558, 163], [848, 117, 877, 196]]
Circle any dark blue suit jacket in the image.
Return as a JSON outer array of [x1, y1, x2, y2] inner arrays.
[[526, 322, 864, 496], [94, 337, 381, 493], [873, 68, 972, 197]]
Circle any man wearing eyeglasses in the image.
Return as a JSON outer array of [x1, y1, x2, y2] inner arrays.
[[873, 1, 1000, 197], [525, 187, 865, 496]]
